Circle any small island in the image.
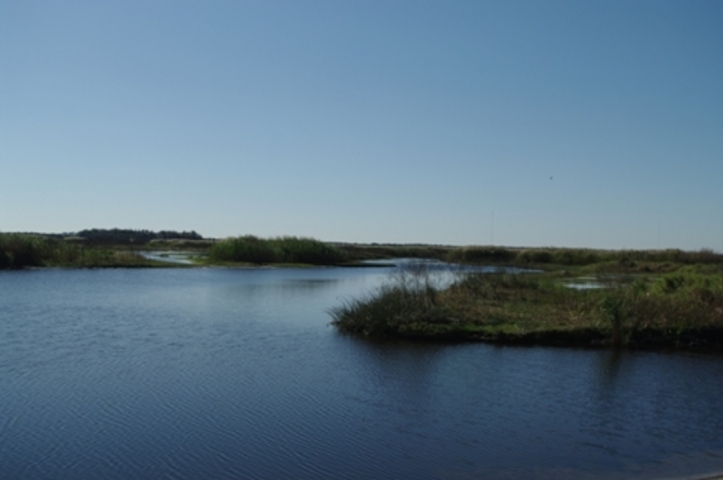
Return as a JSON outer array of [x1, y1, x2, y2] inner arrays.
[[330, 246, 723, 352]]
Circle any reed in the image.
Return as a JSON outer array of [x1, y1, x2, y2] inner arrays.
[[208, 235, 348, 265], [0, 234, 45, 268], [0, 233, 159, 269], [209, 235, 280, 264], [272, 236, 348, 265], [329, 263, 453, 338]]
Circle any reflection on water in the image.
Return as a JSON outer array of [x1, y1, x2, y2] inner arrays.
[[1, 267, 723, 480]]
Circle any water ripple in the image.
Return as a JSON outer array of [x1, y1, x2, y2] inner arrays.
[[2, 269, 723, 479]]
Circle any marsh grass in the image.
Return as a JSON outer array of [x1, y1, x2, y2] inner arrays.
[[209, 236, 348, 265], [446, 246, 723, 271], [338, 243, 452, 261], [446, 246, 518, 264], [330, 262, 456, 338], [331, 264, 723, 349], [0, 234, 45, 268], [0, 233, 160, 268]]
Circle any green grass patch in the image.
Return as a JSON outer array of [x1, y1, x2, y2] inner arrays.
[[208, 235, 348, 266]]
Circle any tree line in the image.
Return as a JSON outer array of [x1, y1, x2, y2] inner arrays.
[[74, 229, 203, 245]]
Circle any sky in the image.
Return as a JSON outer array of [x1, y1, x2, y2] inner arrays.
[[1, 0, 722, 250]]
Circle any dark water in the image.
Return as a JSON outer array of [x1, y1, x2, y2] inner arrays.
[[2, 267, 723, 480]]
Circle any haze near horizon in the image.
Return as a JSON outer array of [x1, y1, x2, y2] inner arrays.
[[2, 1, 722, 251]]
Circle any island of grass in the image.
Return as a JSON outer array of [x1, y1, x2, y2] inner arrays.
[[330, 246, 723, 351]]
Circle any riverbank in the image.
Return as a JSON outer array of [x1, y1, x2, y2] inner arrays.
[[329, 264, 723, 351]]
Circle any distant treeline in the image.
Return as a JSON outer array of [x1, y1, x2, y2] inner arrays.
[[74, 229, 203, 245]]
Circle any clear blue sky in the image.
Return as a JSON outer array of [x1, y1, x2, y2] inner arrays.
[[2, 0, 722, 250]]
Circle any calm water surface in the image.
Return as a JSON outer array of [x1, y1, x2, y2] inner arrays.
[[1, 267, 723, 479]]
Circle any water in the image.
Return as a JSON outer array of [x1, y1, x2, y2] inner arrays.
[[138, 250, 199, 264], [2, 267, 723, 479]]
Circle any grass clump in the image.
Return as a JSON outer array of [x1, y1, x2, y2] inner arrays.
[[330, 263, 456, 338], [329, 285, 452, 338], [209, 235, 348, 265], [209, 235, 281, 264], [273, 236, 349, 265]]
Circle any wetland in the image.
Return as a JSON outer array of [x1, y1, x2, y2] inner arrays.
[[3, 231, 723, 478]]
